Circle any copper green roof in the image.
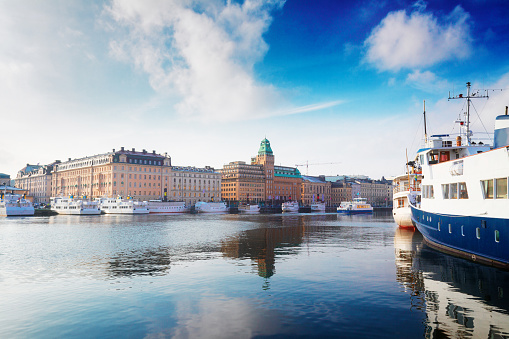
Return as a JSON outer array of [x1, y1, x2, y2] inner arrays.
[[274, 166, 301, 178], [258, 138, 273, 155]]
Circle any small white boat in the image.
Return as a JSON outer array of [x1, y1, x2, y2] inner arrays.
[[282, 201, 299, 213], [310, 202, 326, 212], [147, 200, 189, 214], [98, 197, 149, 214], [238, 204, 260, 213], [392, 172, 422, 229], [0, 193, 35, 216], [195, 201, 228, 213], [50, 196, 101, 215], [337, 197, 373, 214]]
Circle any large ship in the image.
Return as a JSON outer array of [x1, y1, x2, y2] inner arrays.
[[337, 197, 373, 214], [0, 193, 35, 216], [392, 172, 422, 229], [194, 201, 228, 213], [238, 203, 260, 213], [50, 196, 101, 215], [97, 197, 149, 214], [147, 200, 189, 214], [410, 82, 509, 269]]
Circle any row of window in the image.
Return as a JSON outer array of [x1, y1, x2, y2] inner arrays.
[[437, 221, 500, 243], [481, 178, 508, 199], [442, 182, 468, 199]]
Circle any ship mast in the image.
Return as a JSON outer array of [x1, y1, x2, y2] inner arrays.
[[448, 82, 489, 146], [423, 100, 427, 145]]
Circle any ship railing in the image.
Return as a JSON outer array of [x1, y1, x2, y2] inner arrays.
[[393, 184, 420, 194]]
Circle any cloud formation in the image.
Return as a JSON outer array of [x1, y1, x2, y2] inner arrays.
[[106, 0, 287, 121], [364, 5, 472, 71]]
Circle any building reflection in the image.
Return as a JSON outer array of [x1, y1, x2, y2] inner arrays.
[[395, 227, 509, 338], [221, 216, 307, 278], [107, 246, 171, 278]]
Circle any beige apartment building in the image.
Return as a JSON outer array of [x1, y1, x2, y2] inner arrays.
[[15, 164, 54, 203], [50, 147, 221, 205], [220, 161, 265, 203], [301, 176, 332, 206]]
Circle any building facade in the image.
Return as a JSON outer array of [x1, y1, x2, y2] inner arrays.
[[0, 173, 10, 186], [15, 164, 54, 203], [301, 176, 332, 206], [221, 138, 303, 204], [50, 147, 221, 205], [219, 161, 265, 203]]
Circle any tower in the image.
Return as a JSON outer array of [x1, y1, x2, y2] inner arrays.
[[252, 138, 275, 201]]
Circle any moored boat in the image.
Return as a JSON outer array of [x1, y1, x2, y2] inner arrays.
[[310, 201, 326, 212], [337, 197, 373, 214], [392, 172, 422, 229], [238, 203, 260, 213], [195, 201, 228, 213], [0, 193, 35, 216], [410, 82, 509, 269], [50, 196, 101, 215], [97, 197, 149, 214], [147, 200, 189, 214], [281, 201, 299, 213]]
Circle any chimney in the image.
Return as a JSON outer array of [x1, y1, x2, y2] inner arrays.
[[143, 149, 147, 153], [113, 149, 115, 152], [152, 150, 156, 154], [121, 147, 124, 151], [68, 158, 71, 161], [506, 106, 508, 115]]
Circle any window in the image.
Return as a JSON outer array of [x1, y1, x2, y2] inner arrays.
[[448, 224, 452, 233], [495, 230, 500, 243], [481, 180, 494, 199], [459, 182, 468, 199], [450, 183, 458, 199], [461, 225, 464, 236], [442, 184, 450, 199], [496, 178, 508, 199], [476, 227, 481, 239]]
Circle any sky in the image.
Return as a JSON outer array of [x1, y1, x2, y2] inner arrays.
[[2, 0, 509, 179]]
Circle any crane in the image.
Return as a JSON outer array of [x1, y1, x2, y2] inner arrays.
[[295, 161, 341, 175]]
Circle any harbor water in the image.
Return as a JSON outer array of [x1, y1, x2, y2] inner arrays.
[[1, 212, 508, 338]]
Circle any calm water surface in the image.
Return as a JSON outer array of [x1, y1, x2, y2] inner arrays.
[[0, 212, 508, 338]]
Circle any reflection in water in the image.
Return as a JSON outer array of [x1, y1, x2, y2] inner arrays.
[[394, 227, 509, 338], [107, 246, 171, 277]]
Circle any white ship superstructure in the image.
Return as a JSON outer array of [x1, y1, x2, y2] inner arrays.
[[98, 197, 149, 214], [147, 200, 188, 214], [0, 193, 35, 216], [194, 201, 228, 213], [310, 201, 326, 212], [50, 196, 101, 215], [392, 173, 422, 228], [282, 201, 299, 213], [337, 197, 373, 214], [238, 204, 260, 213]]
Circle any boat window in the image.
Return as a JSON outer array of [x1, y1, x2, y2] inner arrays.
[[448, 224, 452, 233], [429, 153, 439, 164], [476, 227, 481, 239], [439, 151, 450, 162], [495, 230, 500, 243], [450, 183, 458, 199], [481, 180, 494, 199], [461, 225, 464, 236], [459, 182, 468, 199], [496, 178, 508, 199], [442, 184, 450, 199]]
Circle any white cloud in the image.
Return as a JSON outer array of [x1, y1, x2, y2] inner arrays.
[[364, 5, 472, 71], [105, 0, 287, 121], [405, 70, 449, 92]]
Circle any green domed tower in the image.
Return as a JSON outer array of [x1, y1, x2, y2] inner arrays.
[[252, 138, 275, 201], [258, 138, 273, 156]]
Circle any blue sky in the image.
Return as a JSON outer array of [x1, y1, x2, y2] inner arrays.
[[1, 0, 509, 179]]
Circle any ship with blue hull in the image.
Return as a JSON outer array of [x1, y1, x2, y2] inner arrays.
[[410, 83, 509, 270]]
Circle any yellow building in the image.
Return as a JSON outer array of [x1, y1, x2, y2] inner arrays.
[[15, 164, 54, 204], [51, 147, 221, 205]]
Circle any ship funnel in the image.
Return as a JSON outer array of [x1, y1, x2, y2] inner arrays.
[[494, 106, 509, 148]]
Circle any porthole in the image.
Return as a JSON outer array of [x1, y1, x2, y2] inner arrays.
[[495, 230, 500, 243], [476, 227, 481, 239]]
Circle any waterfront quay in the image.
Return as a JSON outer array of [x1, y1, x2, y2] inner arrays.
[[10, 138, 393, 210], [1, 213, 507, 338]]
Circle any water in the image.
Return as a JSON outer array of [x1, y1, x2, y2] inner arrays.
[[0, 212, 508, 338]]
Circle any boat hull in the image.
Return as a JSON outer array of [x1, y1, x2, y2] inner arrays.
[[52, 208, 101, 215], [337, 209, 373, 215], [393, 207, 415, 229], [411, 205, 509, 269], [0, 207, 35, 216]]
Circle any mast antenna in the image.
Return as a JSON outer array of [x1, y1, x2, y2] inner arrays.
[[448, 82, 489, 146], [423, 100, 427, 145]]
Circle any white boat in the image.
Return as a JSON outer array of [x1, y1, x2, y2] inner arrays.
[[0, 193, 35, 216], [337, 197, 373, 214], [238, 204, 260, 213], [282, 201, 299, 213], [195, 201, 228, 213], [410, 82, 509, 269], [310, 201, 326, 212], [147, 200, 189, 214], [97, 197, 149, 214], [392, 172, 422, 228], [50, 196, 101, 215]]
